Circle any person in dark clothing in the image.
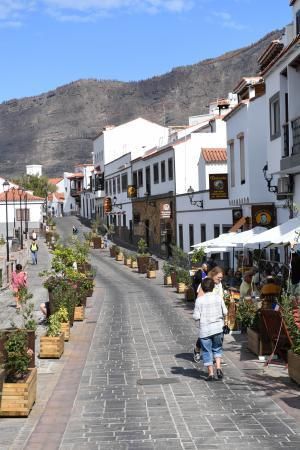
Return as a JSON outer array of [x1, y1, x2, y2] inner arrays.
[[207, 255, 217, 271], [291, 250, 300, 294], [192, 263, 208, 296]]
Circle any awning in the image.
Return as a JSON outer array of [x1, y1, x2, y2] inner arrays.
[[245, 216, 300, 247], [192, 227, 267, 250]]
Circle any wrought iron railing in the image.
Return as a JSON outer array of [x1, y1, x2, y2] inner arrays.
[[283, 124, 289, 157], [292, 116, 300, 155]]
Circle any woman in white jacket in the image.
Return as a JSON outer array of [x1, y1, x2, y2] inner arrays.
[[193, 277, 228, 381]]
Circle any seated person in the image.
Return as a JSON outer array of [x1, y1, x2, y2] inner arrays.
[[260, 276, 281, 297], [40, 301, 51, 323], [224, 268, 236, 288], [231, 270, 243, 289], [239, 271, 254, 300]]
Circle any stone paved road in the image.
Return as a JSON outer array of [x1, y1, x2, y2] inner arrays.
[[2, 217, 300, 450]]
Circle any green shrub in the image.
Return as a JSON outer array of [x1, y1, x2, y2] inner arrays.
[[46, 312, 62, 337], [4, 330, 31, 381]]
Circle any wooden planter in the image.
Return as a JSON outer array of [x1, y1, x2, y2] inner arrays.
[[131, 260, 138, 269], [185, 287, 195, 302], [164, 275, 172, 286], [176, 282, 187, 294], [74, 306, 85, 321], [60, 322, 70, 341], [171, 272, 177, 288], [147, 270, 156, 279], [124, 258, 131, 266], [110, 247, 116, 258], [39, 333, 64, 358], [92, 237, 102, 249], [247, 328, 272, 356], [0, 368, 37, 417], [115, 253, 124, 262], [288, 350, 300, 385], [137, 256, 150, 274]]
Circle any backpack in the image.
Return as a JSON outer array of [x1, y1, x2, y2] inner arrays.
[[30, 242, 38, 252]]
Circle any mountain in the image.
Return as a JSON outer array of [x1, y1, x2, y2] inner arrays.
[[0, 30, 282, 176]]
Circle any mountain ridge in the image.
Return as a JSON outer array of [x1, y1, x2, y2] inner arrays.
[[0, 29, 282, 176]]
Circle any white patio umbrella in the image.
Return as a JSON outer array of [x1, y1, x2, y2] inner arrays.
[[244, 216, 300, 248], [192, 227, 267, 250]]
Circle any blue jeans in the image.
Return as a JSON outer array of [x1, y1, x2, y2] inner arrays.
[[31, 251, 37, 264], [200, 332, 223, 366]]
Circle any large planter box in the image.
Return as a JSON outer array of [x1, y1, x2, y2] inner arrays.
[[110, 246, 116, 258], [131, 260, 138, 269], [78, 262, 92, 273], [171, 272, 177, 288], [115, 253, 124, 262], [288, 350, 300, 385], [92, 237, 102, 249], [74, 306, 85, 321], [39, 334, 64, 359], [137, 256, 150, 274], [60, 322, 70, 341], [247, 328, 272, 356], [185, 287, 195, 302], [0, 368, 37, 417], [147, 270, 156, 279], [0, 329, 35, 369], [176, 282, 186, 294], [164, 275, 172, 286]]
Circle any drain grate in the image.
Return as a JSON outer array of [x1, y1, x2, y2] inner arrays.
[[137, 377, 180, 386]]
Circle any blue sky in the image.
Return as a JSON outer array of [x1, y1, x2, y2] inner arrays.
[[0, 0, 293, 102]]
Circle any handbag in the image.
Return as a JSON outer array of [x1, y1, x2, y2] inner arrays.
[[223, 325, 230, 335]]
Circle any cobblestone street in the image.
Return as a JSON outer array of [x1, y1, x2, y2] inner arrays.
[[1, 217, 300, 449]]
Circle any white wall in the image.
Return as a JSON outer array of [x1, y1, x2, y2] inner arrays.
[[63, 172, 76, 214]]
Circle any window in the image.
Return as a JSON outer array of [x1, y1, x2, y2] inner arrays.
[[229, 142, 235, 187], [146, 166, 151, 194], [168, 157, 173, 180], [138, 169, 143, 187], [239, 136, 245, 184], [117, 176, 121, 193], [200, 224, 206, 243], [270, 92, 281, 140], [161, 161, 166, 182], [153, 163, 159, 184], [179, 225, 183, 249], [297, 10, 300, 35], [112, 178, 116, 195], [214, 225, 220, 238], [16, 209, 30, 221], [123, 214, 126, 228], [189, 224, 194, 249], [105, 180, 108, 194], [132, 171, 137, 187], [108, 179, 112, 195], [121, 173, 128, 192]]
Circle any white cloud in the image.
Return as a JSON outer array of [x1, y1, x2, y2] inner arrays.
[[0, 0, 36, 26], [211, 11, 247, 31]]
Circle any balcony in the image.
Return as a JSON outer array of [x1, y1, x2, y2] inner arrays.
[[292, 116, 300, 155], [70, 188, 81, 197]]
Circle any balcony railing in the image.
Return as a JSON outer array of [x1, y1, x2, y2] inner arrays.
[[292, 116, 300, 155], [70, 188, 81, 197], [283, 124, 289, 157]]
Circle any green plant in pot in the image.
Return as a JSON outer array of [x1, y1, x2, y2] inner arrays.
[[12, 287, 37, 332], [236, 298, 257, 332], [176, 268, 191, 286], [190, 248, 205, 265], [137, 238, 150, 273], [46, 312, 62, 337], [3, 330, 32, 382]]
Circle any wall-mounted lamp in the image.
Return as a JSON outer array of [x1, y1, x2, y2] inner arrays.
[[113, 196, 122, 209], [262, 163, 278, 193], [187, 186, 203, 208]]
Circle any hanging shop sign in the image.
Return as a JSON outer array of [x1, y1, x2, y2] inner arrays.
[[160, 203, 171, 219], [209, 174, 228, 199], [251, 204, 276, 228], [104, 197, 112, 213], [127, 185, 137, 198]]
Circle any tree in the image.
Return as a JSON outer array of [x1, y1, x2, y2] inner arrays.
[[12, 174, 57, 198]]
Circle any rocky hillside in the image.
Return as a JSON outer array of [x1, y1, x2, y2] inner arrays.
[[0, 30, 282, 176]]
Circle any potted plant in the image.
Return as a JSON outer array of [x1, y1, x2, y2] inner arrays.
[[280, 293, 300, 384], [123, 251, 130, 266], [39, 312, 64, 358], [109, 244, 117, 258], [236, 298, 257, 333], [130, 254, 138, 269], [162, 262, 173, 286], [0, 330, 37, 417], [147, 260, 157, 279], [136, 238, 150, 274], [115, 246, 124, 262], [176, 269, 191, 294], [190, 248, 205, 267], [57, 306, 70, 341]]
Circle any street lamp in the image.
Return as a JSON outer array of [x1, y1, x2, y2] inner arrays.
[[18, 188, 24, 250], [187, 186, 204, 208], [3, 180, 10, 262]]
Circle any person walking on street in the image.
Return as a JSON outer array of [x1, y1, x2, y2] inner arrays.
[[11, 263, 27, 309], [30, 240, 39, 265], [193, 277, 228, 381], [31, 229, 37, 241]]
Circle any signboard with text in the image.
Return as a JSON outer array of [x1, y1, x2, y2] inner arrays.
[[160, 203, 171, 219], [127, 185, 137, 198], [209, 174, 228, 199], [251, 204, 276, 228]]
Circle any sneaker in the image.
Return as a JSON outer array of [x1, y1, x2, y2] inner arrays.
[[216, 369, 224, 380], [205, 374, 215, 382], [193, 348, 201, 363]]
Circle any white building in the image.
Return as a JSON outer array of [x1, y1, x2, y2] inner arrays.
[[26, 165, 42, 177], [47, 178, 64, 217], [260, 0, 300, 220]]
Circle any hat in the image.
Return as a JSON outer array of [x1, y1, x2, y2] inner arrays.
[[244, 270, 254, 277]]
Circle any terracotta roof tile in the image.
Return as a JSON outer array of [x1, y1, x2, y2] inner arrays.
[[49, 178, 63, 185], [0, 189, 44, 202], [202, 148, 227, 162]]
